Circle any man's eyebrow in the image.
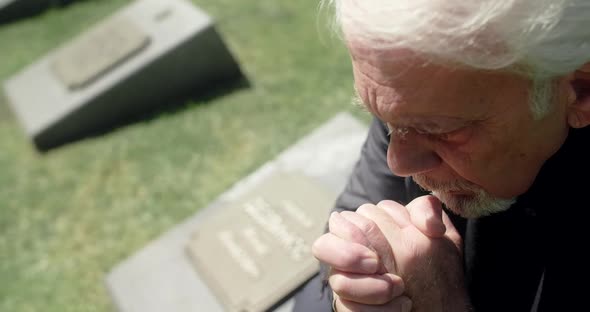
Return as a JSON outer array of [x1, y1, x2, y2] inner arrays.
[[387, 117, 473, 134]]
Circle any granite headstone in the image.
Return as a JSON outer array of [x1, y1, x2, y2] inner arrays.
[[3, 0, 242, 150], [187, 172, 336, 312]]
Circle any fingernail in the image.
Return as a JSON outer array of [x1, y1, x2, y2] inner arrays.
[[360, 256, 379, 273], [401, 297, 413, 312]]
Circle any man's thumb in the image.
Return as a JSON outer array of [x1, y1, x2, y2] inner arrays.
[[406, 195, 446, 238], [442, 209, 462, 249]]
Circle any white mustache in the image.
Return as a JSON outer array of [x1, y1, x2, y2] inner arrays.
[[413, 174, 482, 194]]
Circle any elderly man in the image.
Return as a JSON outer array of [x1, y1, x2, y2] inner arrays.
[[294, 1, 590, 311]]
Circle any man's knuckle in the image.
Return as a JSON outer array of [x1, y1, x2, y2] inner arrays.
[[359, 280, 393, 305], [377, 199, 405, 212], [348, 227, 370, 245], [330, 275, 351, 295], [338, 248, 363, 268], [361, 219, 378, 236], [310, 237, 324, 258], [355, 207, 380, 231], [356, 203, 375, 215], [380, 278, 396, 300], [338, 222, 359, 238], [389, 275, 405, 297]]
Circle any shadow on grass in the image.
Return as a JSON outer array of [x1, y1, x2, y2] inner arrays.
[[132, 76, 251, 124], [35, 75, 251, 153], [0, 0, 84, 25]]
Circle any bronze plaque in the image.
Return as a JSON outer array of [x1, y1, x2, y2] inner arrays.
[[50, 17, 150, 90], [187, 172, 335, 312]]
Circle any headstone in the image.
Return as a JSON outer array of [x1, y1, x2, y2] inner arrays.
[[187, 172, 336, 312], [2, 0, 242, 150], [105, 112, 369, 312], [50, 16, 151, 90]]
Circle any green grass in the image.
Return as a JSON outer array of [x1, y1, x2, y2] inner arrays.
[[0, 0, 370, 311]]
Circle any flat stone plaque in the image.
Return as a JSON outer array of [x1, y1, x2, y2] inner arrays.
[[187, 172, 335, 312], [51, 17, 150, 90]]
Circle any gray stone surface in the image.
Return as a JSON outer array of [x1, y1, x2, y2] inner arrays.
[[187, 172, 337, 312], [51, 16, 151, 90], [3, 0, 242, 150], [105, 112, 369, 312]]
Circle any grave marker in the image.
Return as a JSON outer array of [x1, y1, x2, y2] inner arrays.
[[187, 172, 335, 312], [3, 0, 242, 150], [106, 112, 369, 312]]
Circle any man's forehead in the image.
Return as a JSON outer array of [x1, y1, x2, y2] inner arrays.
[[351, 60, 505, 127], [347, 41, 501, 87], [353, 92, 476, 131]]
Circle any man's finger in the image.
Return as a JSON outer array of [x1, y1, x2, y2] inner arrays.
[[329, 211, 371, 247], [330, 271, 405, 305], [405, 195, 446, 238], [376, 200, 412, 228], [335, 294, 413, 312], [312, 233, 379, 274], [341, 209, 397, 274], [442, 209, 462, 249]]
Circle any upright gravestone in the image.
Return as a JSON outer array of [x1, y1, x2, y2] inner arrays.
[[106, 112, 370, 312], [2, 0, 242, 150]]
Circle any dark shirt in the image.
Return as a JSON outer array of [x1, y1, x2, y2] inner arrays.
[[322, 117, 590, 312]]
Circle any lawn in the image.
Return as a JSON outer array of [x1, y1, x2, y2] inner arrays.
[[0, 0, 368, 311]]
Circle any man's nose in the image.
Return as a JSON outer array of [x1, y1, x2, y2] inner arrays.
[[387, 132, 441, 177]]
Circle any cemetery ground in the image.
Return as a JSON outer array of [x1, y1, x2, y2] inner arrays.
[[0, 0, 370, 311]]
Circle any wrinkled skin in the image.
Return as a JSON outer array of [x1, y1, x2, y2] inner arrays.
[[312, 39, 590, 311], [314, 196, 468, 312]]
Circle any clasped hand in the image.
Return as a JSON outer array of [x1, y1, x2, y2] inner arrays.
[[312, 196, 469, 312]]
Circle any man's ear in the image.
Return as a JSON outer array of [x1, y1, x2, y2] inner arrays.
[[567, 63, 590, 128]]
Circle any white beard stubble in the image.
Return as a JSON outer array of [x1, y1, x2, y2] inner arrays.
[[413, 174, 516, 218]]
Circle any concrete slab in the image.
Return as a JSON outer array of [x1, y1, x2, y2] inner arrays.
[[3, 0, 242, 150], [105, 112, 369, 312]]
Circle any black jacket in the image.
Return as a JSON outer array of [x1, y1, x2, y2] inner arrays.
[[325, 117, 590, 312]]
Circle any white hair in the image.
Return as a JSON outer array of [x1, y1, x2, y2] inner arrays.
[[323, 0, 590, 117], [325, 0, 590, 77]]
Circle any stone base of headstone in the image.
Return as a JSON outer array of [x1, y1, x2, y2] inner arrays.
[[105, 112, 369, 312], [2, 0, 242, 151]]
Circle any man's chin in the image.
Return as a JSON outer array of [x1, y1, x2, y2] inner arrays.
[[432, 190, 516, 219]]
